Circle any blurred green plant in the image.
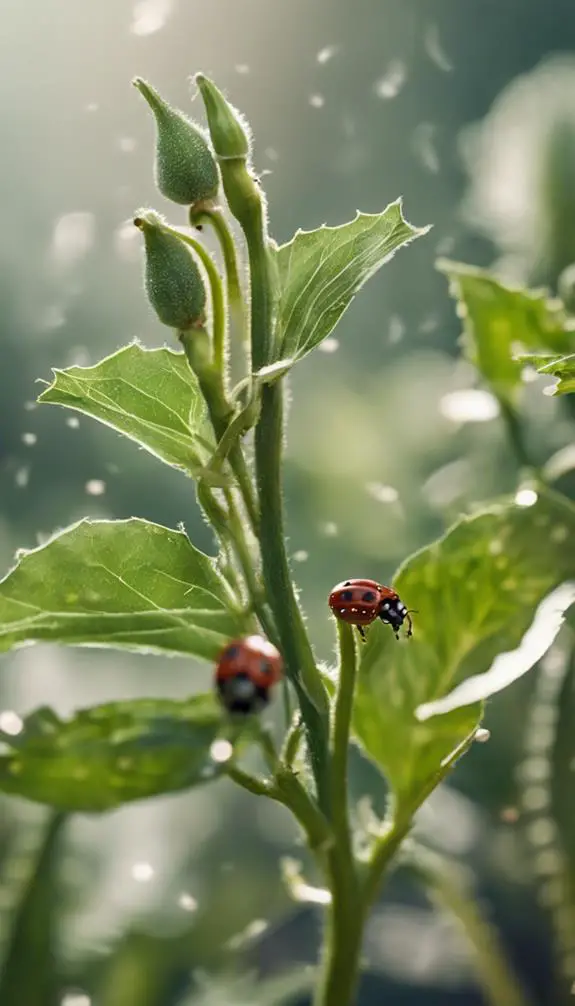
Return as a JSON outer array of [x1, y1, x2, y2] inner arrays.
[[0, 72, 574, 1006]]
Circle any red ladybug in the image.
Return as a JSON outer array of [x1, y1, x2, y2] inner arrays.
[[328, 578, 413, 641], [215, 635, 283, 714]]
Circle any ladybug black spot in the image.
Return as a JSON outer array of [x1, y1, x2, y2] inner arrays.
[[340, 590, 353, 601], [362, 591, 376, 602], [260, 659, 272, 675], [225, 644, 240, 659]]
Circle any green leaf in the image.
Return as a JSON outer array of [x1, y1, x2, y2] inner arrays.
[[38, 343, 218, 476], [0, 812, 65, 1006], [523, 352, 575, 395], [0, 695, 233, 810], [438, 260, 573, 402], [0, 518, 247, 660], [352, 487, 575, 807], [275, 199, 429, 362]]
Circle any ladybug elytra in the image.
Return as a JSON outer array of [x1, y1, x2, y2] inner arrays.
[[328, 578, 413, 641], [215, 635, 283, 714]]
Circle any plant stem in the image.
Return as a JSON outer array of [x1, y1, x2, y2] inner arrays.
[[314, 621, 363, 1006], [192, 206, 248, 365], [407, 851, 531, 1006]]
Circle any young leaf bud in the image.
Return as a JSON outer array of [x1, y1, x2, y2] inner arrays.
[[133, 78, 219, 206], [195, 73, 251, 160], [134, 210, 206, 330]]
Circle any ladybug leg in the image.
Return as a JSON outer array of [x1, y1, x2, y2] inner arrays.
[[405, 611, 415, 638], [356, 625, 366, 643]]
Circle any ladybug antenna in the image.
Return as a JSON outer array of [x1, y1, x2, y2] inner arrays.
[[404, 609, 417, 638]]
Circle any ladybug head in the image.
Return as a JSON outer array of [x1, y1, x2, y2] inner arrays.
[[216, 672, 269, 715]]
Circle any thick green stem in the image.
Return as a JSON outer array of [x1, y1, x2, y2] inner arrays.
[[313, 621, 363, 1006]]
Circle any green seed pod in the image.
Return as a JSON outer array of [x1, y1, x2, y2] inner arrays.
[[133, 77, 219, 207], [195, 73, 251, 160], [134, 209, 206, 330]]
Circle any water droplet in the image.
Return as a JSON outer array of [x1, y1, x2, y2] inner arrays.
[[209, 739, 232, 764], [131, 0, 172, 35], [515, 488, 538, 507], [474, 727, 490, 743], [66, 417, 80, 429], [22, 433, 37, 446], [292, 550, 309, 563], [365, 483, 399, 504], [178, 892, 198, 912], [424, 24, 453, 72], [131, 862, 154, 882], [85, 479, 106, 496], [0, 711, 23, 736], [15, 467, 29, 489], [309, 93, 325, 109], [318, 338, 339, 353], [50, 212, 95, 268], [374, 60, 406, 100], [317, 44, 339, 64], [440, 390, 499, 423]]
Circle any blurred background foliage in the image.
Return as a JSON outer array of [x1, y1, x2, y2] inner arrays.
[[1, 0, 575, 1003]]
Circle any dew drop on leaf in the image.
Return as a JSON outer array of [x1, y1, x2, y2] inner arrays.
[[515, 488, 538, 507], [374, 60, 407, 100], [318, 337, 339, 353]]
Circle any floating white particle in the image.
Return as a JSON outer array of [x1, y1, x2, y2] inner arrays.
[[209, 739, 232, 763], [474, 727, 490, 743], [264, 147, 279, 162], [131, 862, 154, 882], [85, 103, 99, 113], [50, 212, 95, 268], [419, 313, 439, 334], [412, 122, 440, 174], [316, 44, 339, 65], [66, 417, 80, 429], [61, 994, 91, 1006], [0, 711, 23, 736], [131, 0, 173, 35], [292, 550, 309, 563], [309, 93, 325, 109], [118, 137, 137, 154], [440, 389, 499, 423], [387, 315, 406, 344], [320, 522, 338, 537], [366, 482, 399, 504], [424, 24, 454, 72], [515, 488, 538, 507], [227, 918, 268, 949], [374, 60, 406, 100], [15, 467, 29, 489], [318, 338, 339, 353], [85, 479, 106, 496], [24, 401, 37, 412], [234, 63, 250, 74], [178, 892, 199, 912], [22, 433, 37, 446], [41, 304, 67, 331]]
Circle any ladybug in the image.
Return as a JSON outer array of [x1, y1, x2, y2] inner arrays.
[[215, 635, 283, 714], [328, 578, 413, 641]]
